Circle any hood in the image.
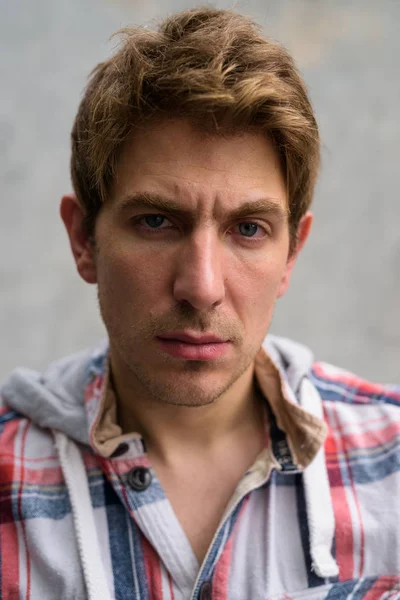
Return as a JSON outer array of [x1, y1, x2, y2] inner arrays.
[[0, 335, 313, 443], [1, 340, 109, 445]]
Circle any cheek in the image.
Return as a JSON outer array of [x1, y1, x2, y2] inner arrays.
[[97, 244, 169, 304], [230, 255, 288, 325], [237, 252, 288, 297]]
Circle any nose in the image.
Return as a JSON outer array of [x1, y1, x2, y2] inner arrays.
[[173, 227, 225, 311]]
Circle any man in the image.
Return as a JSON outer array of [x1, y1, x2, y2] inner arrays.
[[1, 7, 399, 600]]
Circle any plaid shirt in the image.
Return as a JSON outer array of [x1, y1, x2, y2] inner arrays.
[[1, 339, 400, 600]]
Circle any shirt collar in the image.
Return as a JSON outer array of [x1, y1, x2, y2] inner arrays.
[[85, 345, 327, 468]]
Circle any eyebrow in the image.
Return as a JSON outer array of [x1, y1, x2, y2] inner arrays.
[[116, 192, 288, 222]]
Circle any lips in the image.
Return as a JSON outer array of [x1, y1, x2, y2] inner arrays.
[[157, 332, 227, 344], [156, 335, 230, 360]]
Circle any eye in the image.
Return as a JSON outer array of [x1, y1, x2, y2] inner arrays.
[[134, 215, 173, 231], [235, 222, 268, 239], [143, 215, 167, 228]]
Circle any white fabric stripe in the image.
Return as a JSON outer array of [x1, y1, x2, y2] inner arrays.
[[160, 561, 172, 600], [15, 520, 28, 599], [358, 473, 400, 575], [53, 430, 112, 600], [228, 483, 309, 598], [135, 500, 199, 591], [126, 510, 141, 599], [26, 517, 86, 598], [94, 505, 115, 596], [300, 379, 339, 578], [228, 492, 268, 599], [267, 484, 310, 595]]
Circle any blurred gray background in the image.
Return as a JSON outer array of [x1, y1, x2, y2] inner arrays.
[[1, 0, 399, 383]]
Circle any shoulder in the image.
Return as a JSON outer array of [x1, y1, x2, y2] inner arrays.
[[0, 402, 54, 455], [0, 404, 24, 459], [0, 402, 25, 431], [310, 361, 400, 408], [310, 362, 400, 489]]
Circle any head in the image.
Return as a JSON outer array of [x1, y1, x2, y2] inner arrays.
[[61, 8, 319, 408]]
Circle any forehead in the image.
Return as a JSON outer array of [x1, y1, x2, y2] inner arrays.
[[111, 118, 287, 213]]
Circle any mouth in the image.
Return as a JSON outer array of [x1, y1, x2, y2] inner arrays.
[[158, 331, 228, 344], [156, 335, 231, 361]]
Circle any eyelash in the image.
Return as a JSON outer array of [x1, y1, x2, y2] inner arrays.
[[131, 214, 270, 241]]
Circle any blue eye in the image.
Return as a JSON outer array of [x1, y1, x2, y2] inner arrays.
[[238, 223, 259, 237], [143, 215, 166, 228]]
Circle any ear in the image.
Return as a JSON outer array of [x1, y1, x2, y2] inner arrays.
[[277, 211, 313, 298], [60, 194, 97, 284]]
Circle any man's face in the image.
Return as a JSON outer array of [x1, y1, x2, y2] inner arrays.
[[67, 119, 311, 407]]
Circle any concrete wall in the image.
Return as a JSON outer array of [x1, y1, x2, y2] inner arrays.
[[1, 0, 399, 382]]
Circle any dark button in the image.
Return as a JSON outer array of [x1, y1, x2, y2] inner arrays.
[[199, 581, 212, 600], [127, 467, 152, 491], [110, 442, 129, 458]]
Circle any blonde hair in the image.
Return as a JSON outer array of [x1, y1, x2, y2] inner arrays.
[[70, 7, 320, 246]]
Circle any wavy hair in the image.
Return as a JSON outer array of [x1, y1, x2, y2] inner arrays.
[[70, 7, 320, 248]]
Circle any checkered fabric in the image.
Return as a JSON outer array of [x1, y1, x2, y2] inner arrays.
[[1, 339, 399, 599]]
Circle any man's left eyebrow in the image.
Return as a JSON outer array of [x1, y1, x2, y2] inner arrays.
[[226, 199, 288, 222], [116, 192, 288, 221]]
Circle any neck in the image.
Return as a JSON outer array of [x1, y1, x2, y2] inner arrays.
[[110, 350, 265, 463]]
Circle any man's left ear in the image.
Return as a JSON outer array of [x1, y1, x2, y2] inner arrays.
[[277, 211, 313, 298]]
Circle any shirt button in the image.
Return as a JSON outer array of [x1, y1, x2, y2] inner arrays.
[[199, 581, 212, 600], [127, 467, 152, 491]]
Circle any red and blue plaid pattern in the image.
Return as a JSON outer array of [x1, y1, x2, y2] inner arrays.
[[1, 347, 400, 600]]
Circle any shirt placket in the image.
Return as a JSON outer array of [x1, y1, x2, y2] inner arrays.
[[189, 448, 276, 600], [99, 437, 200, 596]]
